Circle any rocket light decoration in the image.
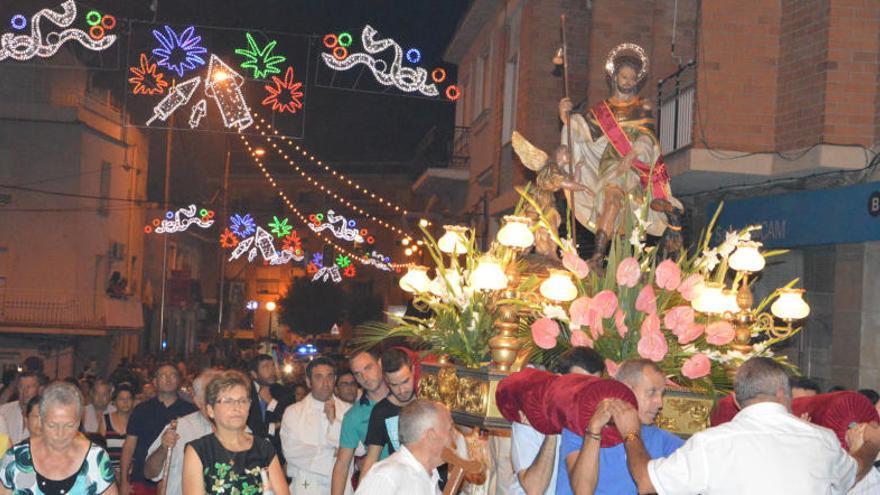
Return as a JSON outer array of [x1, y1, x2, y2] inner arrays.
[[205, 54, 254, 131], [1, 1, 117, 62], [146, 75, 201, 126]]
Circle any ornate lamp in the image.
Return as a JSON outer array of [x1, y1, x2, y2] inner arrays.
[[399, 265, 431, 293], [496, 215, 535, 249], [692, 282, 726, 314], [539, 269, 578, 302], [429, 269, 462, 298], [470, 255, 508, 291], [438, 225, 469, 255]]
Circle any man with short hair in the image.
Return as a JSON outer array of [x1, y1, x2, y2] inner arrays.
[[330, 349, 391, 495], [614, 357, 880, 494], [336, 370, 359, 404], [560, 358, 683, 494], [360, 347, 418, 478], [791, 376, 822, 398], [282, 356, 352, 494], [143, 368, 220, 495], [83, 379, 115, 433], [0, 371, 40, 443], [511, 347, 606, 495], [120, 363, 198, 495], [355, 399, 454, 495], [247, 354, 279, 439]]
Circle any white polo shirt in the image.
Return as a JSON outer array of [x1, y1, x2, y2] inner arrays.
[[355, 445, 441, 495], [648, 401, 858, 495], [509, 422, 559, 495]]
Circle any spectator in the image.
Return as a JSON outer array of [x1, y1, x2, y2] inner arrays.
[[183, 371, 288, 494], [282, 357, 351, 494], [0, 371, 40, 443], [790, 376, 822, 398], [335, 369, 359, 404], [119, 363, 197, 495], [104, 384, 135, 479], [84, 379, 115, 433]]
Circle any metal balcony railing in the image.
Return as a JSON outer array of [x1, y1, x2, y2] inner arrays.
[[450, 126, 470, 169], [657, 61, 696, 155], [0, 288, 140, 329]]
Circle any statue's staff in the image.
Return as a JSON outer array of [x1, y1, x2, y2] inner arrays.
[[156, 419, 178, 495], [555, 14, 577, 244]]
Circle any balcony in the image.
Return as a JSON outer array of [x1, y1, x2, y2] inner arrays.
[[0, 288, 143, 336], [657, 61, 696, 156]]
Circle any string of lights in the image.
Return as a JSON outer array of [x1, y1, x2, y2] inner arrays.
[[252, 113, 412, 224], [239, 134, 400, 271]]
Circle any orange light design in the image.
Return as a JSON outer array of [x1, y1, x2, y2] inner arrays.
[[129, 53, 170, 96], [431, 68, 446, 83], [332, 46, 348, 60], [219, 229, 239, 249], [323, 34, 338, 49], [445, 85, 461, 101], [262, 67, 304, 114]]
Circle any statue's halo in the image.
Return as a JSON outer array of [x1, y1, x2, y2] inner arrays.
[[605, 43, 649, 82]]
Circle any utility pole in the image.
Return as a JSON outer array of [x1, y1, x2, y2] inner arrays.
[[217, 137, 232, 336], [158, 116, 173, 353]]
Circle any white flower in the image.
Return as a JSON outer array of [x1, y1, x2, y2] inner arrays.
[[629, 229, 645, 253], [699, 248, 720, 272], [542, 304, 569, 322], [718, 231, 739, 258]]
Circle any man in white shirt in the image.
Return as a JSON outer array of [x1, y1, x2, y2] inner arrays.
[[356, 399, 453, 495], [0, 372, 40, 444], [511, 348, 606, 495], [82, 379, 115, 433], [609, 357, 880, 495], [282, 357, 352, 494], [143, 368, 220, 495]]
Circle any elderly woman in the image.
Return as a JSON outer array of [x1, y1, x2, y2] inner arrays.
[[183, 370, 288, 494], [0, 381, 116, 494]]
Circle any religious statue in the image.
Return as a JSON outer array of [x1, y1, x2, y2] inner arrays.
[[511, 131, 587, 259], [559, 43, 683, 268]]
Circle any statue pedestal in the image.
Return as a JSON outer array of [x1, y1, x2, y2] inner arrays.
[[420, 363, 511, 430]]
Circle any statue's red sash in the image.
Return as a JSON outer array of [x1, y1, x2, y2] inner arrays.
[[590, 101, 670, 200]]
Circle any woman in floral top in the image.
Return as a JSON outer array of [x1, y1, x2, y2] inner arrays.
[[183, 370, 288, 494], [0, 382, 116, 495]]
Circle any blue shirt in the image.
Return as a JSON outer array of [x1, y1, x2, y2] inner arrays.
[[340, 394, 390, 459], [555, 425, 683, 495]]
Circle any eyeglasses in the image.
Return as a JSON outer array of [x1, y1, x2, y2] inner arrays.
[[215, 397, 252, 408]]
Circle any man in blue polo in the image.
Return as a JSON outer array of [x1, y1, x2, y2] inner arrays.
[[330, 348, 390, 495], [556, 359, 683, 494]]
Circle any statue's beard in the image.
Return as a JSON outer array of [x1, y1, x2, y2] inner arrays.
[[615, 83, 637, 96]]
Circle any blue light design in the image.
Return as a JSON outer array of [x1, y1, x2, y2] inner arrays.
[[10, 15, 26, 31], [229, 213, 256, 238], [311, 252, 323, 267], [347, 219, 356, 228], [165, 211, 174, 220], [246, 300, 259, 311], [151, 25, 208, 77], [405, 48, 421, 64]]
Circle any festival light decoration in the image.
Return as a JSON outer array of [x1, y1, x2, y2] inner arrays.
[[343, 265, 356, 278], [10, 15, 27, 31], [337, 32, 353, 47], [252, 115, 412, 241], [229, 213, 256, 238], [311, 252, 324, 268], [431, 68, 446, 83], [219, 228, 238, 248], [0, 1, 117, 62], [322, 34, 337, 49], [405, 48, 421, 64], [128, 53, 169, 96], [205, 54, 254, 131], [145, 75, 201, 126], [151, 25, 207, 77], [239, 134, 398, 272], [321, 25, 439, 97], [281, 232, 303, 256], [228, 226, 304, 265], [262, 67, 304, 114], [445, 85, 461, 101], [336, 255, 351, 268], [189, 99, 207, 128], [235, 32, 286, 80], [308, 209, 364, 243], [313, 265, 342, 283], [148, 204, 214, 234], [268, 216, 293, 238]]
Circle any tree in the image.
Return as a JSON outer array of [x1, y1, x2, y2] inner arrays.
[[278, 277, 345, 337]]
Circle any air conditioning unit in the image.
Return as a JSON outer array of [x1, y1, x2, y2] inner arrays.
[[109, 242, 127, 261]]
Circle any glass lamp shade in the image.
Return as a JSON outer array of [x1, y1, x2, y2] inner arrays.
[[399, 265, 431, 293], [428, 269, 462, 297], [729, 241, 765, 273], [539, 269, 578, 302], [771, 288, 810, 321], [692, 282, 727, 314], [496, 215, 534, 249], [722, 289, 740, 314], [437, 225, 469, 255], [470, 255, 508, 291]]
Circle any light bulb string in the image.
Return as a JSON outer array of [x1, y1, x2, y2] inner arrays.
[[253, 114, 413, 242], [239, 134, 403, 271]]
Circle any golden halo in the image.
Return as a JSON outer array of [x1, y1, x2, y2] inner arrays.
[[605, 43, 649, 82]]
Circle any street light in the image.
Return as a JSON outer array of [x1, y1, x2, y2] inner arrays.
[[265, 301, 277, 340], [254, 147, 266, 157]]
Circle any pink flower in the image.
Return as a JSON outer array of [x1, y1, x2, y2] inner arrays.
[[681, 353, 712, 379], [664, 306, 695, 334], [569, 296, 592, 329], [616, 257, 641, 288], [614, 309, 628, 338], [570, 329, 594, 348], [678, 274, 704, 302], [588, 311, 604, 341], [635, 285, 657, 314], [656, 259, 682, 291], [563, 250, 590, 279], [592, 290, 619, 318], [605, 359, 620, 378], [640, 312, 661, 335], [637, 320, 668, 362], [677, 322, 705, 345], [530, 318, 560, 349], [705, 321, 735, 345]]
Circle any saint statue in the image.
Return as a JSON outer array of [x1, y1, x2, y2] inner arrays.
[[559, 43, 683, 267]]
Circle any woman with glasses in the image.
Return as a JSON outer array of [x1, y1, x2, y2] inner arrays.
[[0, 382, 116, 494], [182, 370, 288, 494]]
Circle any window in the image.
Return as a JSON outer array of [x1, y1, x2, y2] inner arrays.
[[471, 56, 485, 122], [98, 161, 111, 215], [500, 7, 521, 146]]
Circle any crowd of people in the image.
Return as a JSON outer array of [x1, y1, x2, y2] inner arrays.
[[0, 346, 876, 494]]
